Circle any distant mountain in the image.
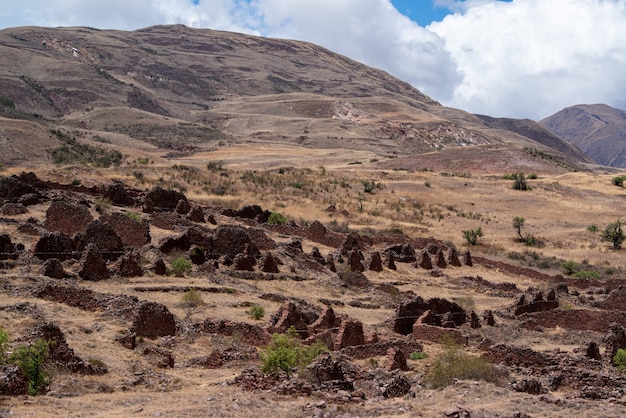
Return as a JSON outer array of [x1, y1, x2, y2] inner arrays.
[[475, 115, 592, 164], [0, 25, 590, 173], [539, 104, 626, 168]]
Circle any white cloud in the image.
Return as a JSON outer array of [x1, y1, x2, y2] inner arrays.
[[1, 0, 626, 119], [430, 0, 626, 119]]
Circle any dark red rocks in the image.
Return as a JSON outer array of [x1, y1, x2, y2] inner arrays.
[[34, 231, 76, 261], [464, 250, 473, 266], [202, 319, 271, 346], [116, 249, 143, 277], [384, 348, 409, 371], [1, 203, 28, 215], [101, 212, 151, 248], [448, 248, 462, 267], [143, 346, 175, 368], [188, 206, 205, 223], [212, 226, 260, 258], [143, 186, 188, 213], [382, 375, 411, 398], [102, 181, 135, 206], [604, 322, 626, 364], [513, 289, 559, 316], [44, 200, 93, 235], [43, 258, 68, 279], [260, 252, 280, 273], [0, 234, 17, 260], [348, 249, 365, 272], [393, 296, 429, 335], [418, 251, 433, 270], [78, 244, 110, 281], [152, 258, 167, 275], [131, 302, 176, 339], [368, 251, 383, 272], [335, 319, 364, 349], [268, 302, 309, 338], [75, 220, 124, 261]]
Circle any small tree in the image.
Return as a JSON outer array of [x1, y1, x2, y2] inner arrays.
[[512, 172, 529, 191], [0, 327, 8, 364], [180, 289, 204, 319], [601, 220, 625, 250], [462, 227, 483, 245], [512, 217, 525, 240]]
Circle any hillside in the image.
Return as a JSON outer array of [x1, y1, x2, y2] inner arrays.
[[539, 104, 626, 168], [0, 25, 591, 173]]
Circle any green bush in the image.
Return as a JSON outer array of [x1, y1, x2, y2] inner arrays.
[[573, 270, 600, 280], [246, 305, 265, 320], [601, 220, 625, 250], [125, 211, 141, 222], [410, 351, 427, 360], [261, 328, 327, 376], [9, 339, 50, 395], [0, 327, 8, 364], [462, 227, 483, 245], [170, 257, 193, 277], [614, 348, 626, 372], [424, 341, 502, 389], [613, 176, 626, 187], [562, 260, 579, 275], [512, 172, 529, 191], [267, 212, 287, 225]]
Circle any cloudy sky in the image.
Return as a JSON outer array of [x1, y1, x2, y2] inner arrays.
[[1, 0, 625, 120]]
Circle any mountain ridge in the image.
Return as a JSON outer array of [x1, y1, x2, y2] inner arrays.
[[0, 24, 591, 172], [539, 103, 626, 168]]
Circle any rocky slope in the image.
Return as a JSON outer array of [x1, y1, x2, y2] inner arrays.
[[0, 25, 591, 172], [539, 104, 626, 168]]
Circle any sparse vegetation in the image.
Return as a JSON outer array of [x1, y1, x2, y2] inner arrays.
[[9, 339, 50, 395], [170, 257, 193, 277], [180, 289, 205, 319], [613, 176, 626, 187], [94, 197, 112, 214], [601, 220, 625, 250], [513, 216, 525, 240], [511, 172, 530, 191], [50, 129, 123, 168], [125, 211, 141, 222], [410, 351, 427, 360], [261, 327, 327, 376], [267, 212, 287, 225], [246, 305, 265, 320], [614, 348, 626, 372], [462, 227, 483, 245], [424, 338, 502, 389]]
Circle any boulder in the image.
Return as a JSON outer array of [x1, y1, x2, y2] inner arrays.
[[116, 249, 143, 277], [0, 234, 17, 260], [384, 348, 409, 371], [188, 206, 205, 223], [101, 212, 151, 248], [131, 302, 176, 338], [34, 231, 76, 261], [212, 226, 260, 258], [44, 200, 93, 235], [348, 249, 365, 272], [1, 203, 28, 216], [260, 252, 280, 273], [43, 258, 68, 279], [335, 319, 364, 349], [78, 244, 110, 281], [143, 186, 188, 213], [448, 248, 462, 267], [368, 251, 383, 272], [102, 181, 135, 206], [75, 220, 124, 261], [418, 251, 433, 270]]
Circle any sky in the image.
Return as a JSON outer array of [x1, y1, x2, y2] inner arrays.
[[1, 0, 625, 120]]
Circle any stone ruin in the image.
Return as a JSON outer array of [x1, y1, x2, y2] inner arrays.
[[513, 288, 559, 316]]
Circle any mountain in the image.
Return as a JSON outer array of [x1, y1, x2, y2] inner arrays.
[[539, 104, 626, 168], [0, 25, 590, 172]]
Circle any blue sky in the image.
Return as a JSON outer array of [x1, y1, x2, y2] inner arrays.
[[0, 0, 624, 119]]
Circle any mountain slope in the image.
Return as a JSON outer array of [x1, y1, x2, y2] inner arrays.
[[539, 104, 626, 168], [0, 25, 590, 172]]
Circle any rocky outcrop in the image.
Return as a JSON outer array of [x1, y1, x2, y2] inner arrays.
[[143, 186, 188, 213], [34, 232, 76, 261], [78, 244, 110, 281], [101, 212, 151, 248], [44, 200, 93, 235], [131, 302, 176, 339]]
